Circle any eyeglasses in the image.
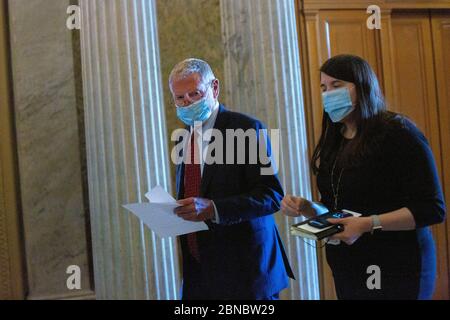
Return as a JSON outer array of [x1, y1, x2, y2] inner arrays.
[[173, 80, 214, 107]]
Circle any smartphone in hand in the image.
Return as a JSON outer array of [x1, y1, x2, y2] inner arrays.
[[307, 211, 352, 229]]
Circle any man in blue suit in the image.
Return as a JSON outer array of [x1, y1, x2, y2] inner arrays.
[[170, 58, 294, 300]]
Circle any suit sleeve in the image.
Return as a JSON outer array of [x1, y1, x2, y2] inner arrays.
[[395, 121, 446, 228], [212, 121, 284, 225]]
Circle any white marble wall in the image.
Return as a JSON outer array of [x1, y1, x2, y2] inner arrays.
[[2, 0, 322, 301], [8, 0, 94, 299]]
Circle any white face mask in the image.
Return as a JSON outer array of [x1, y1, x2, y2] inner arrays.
[[176, 88, 213, 126], [322, 87, 355, 123]]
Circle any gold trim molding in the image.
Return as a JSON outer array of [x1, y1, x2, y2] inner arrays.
[[302, 0, 450, 12], [0, 0, 26, 300]]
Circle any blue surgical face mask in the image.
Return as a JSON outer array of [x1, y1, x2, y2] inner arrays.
[[176, 92, 213, 126], [322, 87, 355, 123]]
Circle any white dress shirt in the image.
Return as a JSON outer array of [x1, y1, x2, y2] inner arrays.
[[186, 101, 221, 223]]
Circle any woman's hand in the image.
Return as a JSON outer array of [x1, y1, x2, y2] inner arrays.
[[328, 216, 372, 245], [281, 195, 314, 218]]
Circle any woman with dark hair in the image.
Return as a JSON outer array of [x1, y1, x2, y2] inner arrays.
[[282, 54, 446, 300]]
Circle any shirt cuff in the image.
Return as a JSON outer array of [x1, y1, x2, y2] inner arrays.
[[211, 200, 220, 224]]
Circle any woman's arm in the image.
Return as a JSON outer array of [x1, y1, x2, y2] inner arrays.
[[395, 119, 446, 227], [330, 120, 446, 245], [328, 208, 416, 245], [377, 207, 416, 231]]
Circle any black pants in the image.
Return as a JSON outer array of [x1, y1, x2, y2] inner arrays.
[[333, 273, 434, 300]]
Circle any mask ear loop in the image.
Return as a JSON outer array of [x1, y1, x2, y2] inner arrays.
[[197, 80, 214, 106], [348, 84, 358, 108]]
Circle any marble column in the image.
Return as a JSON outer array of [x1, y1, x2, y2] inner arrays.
[[79, 0, 179, 299], [221, 0, 320, 299]]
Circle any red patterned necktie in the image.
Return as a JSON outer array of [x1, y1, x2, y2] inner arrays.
[[183, 131, 201, 261]]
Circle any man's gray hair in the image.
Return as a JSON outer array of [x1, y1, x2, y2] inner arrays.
[[169, 58, 216, 91]]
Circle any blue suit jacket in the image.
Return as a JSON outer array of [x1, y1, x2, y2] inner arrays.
[[176, 105, 294, 300]]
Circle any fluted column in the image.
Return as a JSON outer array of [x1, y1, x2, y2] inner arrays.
[[79, 0, 179, 299], [221, 0, 320, 299]]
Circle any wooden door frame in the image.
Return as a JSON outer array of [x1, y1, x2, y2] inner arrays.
[[0, 0, 26, 300], [431, 12, 450, 301]]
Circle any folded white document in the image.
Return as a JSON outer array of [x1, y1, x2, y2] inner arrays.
[[123, 186, 209, 238]]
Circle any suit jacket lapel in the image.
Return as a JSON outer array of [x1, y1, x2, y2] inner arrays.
[[175, 124, 190, 200]]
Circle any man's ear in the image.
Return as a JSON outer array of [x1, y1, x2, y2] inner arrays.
[[212, 79, 220, 99]]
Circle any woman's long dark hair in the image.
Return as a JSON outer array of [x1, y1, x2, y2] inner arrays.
[[312, 54, 393, 174]]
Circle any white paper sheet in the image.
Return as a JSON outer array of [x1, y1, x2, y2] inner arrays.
[[144, 186, 177, 203], [123, 186, 209, 238]]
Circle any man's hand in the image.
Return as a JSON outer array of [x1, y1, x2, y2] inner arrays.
[[281, 195, 313, 217], [328, 216, 372, 245], [174, 197, 215, 222]]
